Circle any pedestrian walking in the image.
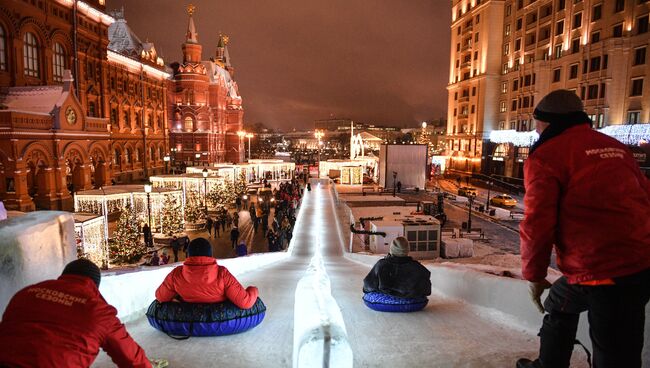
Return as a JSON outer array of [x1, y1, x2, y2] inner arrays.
[[230, 226, 240, 249], [170, 236, 180, 263], [213, 218, 220, 237], [142, 223, 153, 248], [206, 217, 214, 237], [235, 197, 242, 212], [516, 90, 650, 368], [232, 211, 239, 228]]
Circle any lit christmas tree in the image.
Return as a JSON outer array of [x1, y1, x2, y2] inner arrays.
[[207, 185, 230, 212], [109, 202, 146, 263], [161, 195, 183, 236], [184, 192, 206, 224], [234, 170, 248, 198]]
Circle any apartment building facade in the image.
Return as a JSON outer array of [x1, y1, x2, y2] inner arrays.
[[448, 0, 650, 179]]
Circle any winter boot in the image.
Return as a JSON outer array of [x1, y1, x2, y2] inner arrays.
[[516, 358, 543, 368]]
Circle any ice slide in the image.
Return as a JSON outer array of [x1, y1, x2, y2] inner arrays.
[[87, 181, 591, 368]]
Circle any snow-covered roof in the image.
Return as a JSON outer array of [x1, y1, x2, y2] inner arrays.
[[359, 131, 382, 141], [204, 61, 241, 100], [0, 85, 67, 115], [108, 18, 143, 57]]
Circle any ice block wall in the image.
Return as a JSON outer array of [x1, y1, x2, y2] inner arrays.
[[0, 211, 77, 314]]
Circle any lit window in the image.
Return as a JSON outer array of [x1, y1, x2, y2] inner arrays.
[[23, 32, 40, 77], [184, 117, 194, 131], [52, 42, 66, 82], [0, 26, 6, 71]]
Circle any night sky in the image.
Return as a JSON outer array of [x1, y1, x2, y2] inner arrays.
[[108, 0, 451, 131]]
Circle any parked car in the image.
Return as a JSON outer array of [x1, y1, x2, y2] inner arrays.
[[490, 194, 518, 207], [458, 186, 478, 197]]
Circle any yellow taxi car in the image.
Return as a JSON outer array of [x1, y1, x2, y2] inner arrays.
[[490, 194, 518, 208], [458, 186, 478, 197]]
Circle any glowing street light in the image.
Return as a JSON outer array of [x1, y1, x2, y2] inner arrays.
[[195, 152, 201, 167], [245, 133, 254, 161], [163, 155, 170, 174], [237, 131, 246, 161]]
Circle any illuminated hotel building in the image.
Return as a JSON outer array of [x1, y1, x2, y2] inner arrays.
[[447, 0, 650, 179]]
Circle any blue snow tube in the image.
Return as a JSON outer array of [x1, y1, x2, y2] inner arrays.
[[362, 292, 428, 313], [146, 298, 266, 338]]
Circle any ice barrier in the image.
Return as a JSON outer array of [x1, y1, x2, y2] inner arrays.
[[0, 211, 77, 314], [100, 252, 290, 322], [293, 252, 353, 368]]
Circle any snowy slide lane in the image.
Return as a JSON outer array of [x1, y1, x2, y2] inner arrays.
[[320, 184, 591, 367], [93, 187, 320, 368]]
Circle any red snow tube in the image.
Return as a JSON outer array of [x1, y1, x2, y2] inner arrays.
[[146, 298, 266, 338]]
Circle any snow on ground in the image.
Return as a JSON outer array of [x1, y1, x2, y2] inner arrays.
[[91, 182, 597, 367]]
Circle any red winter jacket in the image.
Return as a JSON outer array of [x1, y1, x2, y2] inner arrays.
[[0, 275, 150, 368], [155, 256, 258, 309], [521, 125, 650, 283]]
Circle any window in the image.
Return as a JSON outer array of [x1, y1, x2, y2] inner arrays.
[[590, 56, 601, 72], [513, 79, 519, 91], [553, 68, 561, 82], [471, 105, 475, 114], [556, 20, 565, 35], [405, 229, 438, 252], [587, 85, 599, 99], [0, 26, 6, 71], [23, 32, 40, 77], [52, 42, 65, 82], [88, 102, 95, 117], [475, 33, 479, 42], [580, 86, 586, 99], [573, 12, 582, 29], [474, 51, 478, 60], [456, 60, 460, 68], [458, 27, 462, 35], [631, 78, 644, 96], [517, 18, 523, 30], [456, 43, 460, 52], [628, 111, 641, 124], [554, 45, 562, 58], [591, 31, 600, 43], [634, 47, 647, 65], [603, 54, 608, 69], [503, 63, 509, 74], [472, 86, 476, 96], [638, 15, 649, 34], [505, 24, 511, 36], [572, 38, 580, 53], [184, 116, 194, 131], [125, 149, 132, 164], [583, 59, 589, 73], [524, 74, 532, 86], [557, 0, 566, 10], [506, 4, 512, 16], [511, 99, 518, 111], [518, 0, 524, 9], [454, 92, 458, 100], [614, 0, 625, 12], [569, 63, 579, 79], [595, 113, 605, 128], [454, 108, 457, 117], [600, 83, 606, 98], [592, 4, 602, 21], [110, 108, 117, 124], [504, 43, 510, 55], [515, 38, 521, 51], [613, 23, 623, 37], [501, 81, 508, 93], [500, 101, 507, 112]]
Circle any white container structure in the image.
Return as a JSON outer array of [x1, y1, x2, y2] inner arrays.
[[378, 144, 428, 190], [369, 216, 441, 259]]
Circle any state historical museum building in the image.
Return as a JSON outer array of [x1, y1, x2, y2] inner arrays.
[[0, 1, 244, 211]]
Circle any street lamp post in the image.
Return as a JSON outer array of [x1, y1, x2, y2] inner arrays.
[[144, 182, 152, 229], [202, 168, 208, 213], [314, 130, 324, 168], [467, 193, 476, 233], [195, 153, 201, 167], [485, 180, 493, 212], [246, 133, 254, 161], [163, 155, 170, 175], [170, 147, 177, 174], [392, 171, 397, 197], [237, 131, 246, 162]]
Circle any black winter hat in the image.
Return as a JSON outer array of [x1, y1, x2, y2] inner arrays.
[[533, 89, 592, 125], [62, 259, 101, 287], [188, 237, 213, 257]]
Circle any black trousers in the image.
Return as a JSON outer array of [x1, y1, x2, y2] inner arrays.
[[538, 268, 650, 368]]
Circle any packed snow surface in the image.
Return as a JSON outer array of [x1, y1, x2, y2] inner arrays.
[[90, 182, 633, 368]]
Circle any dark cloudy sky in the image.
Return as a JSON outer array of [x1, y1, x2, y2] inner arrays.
[[109, 1, 451, 131]]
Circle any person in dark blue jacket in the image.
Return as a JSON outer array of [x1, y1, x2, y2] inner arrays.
[[363, 237, 431, 298]]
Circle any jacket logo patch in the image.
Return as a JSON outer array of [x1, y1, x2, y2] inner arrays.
[[27, 288, 88, 307], [585, 147, 625, 159]]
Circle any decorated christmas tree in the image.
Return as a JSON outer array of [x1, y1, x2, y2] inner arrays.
[[109, 202, 146, 264], [234, 170, 248, 198], [207, 185, 229, 212], [184, 192, 206, 224], [161, 195, 183, 236]]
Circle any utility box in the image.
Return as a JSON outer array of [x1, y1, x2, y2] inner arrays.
[[421, 201, 434, 215], [369, 216, 441, 259]]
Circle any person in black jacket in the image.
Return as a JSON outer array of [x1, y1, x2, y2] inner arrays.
[[363, 237, 431, 298]]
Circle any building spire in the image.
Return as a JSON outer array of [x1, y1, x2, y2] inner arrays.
[[186, 4, 198, 43]]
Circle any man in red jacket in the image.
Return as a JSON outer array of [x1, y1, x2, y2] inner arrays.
[[156, 237, 259, 309], [517, 90, 650, 368], [0, 259, 155, 368]]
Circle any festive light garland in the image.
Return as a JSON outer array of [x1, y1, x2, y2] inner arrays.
[[75, 215, 108, 269], [598, 124, 650, 146], [489, 130, 539, 147]]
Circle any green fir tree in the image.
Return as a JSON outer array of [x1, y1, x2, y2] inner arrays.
[[184, 192, 206, 224], [109, 202, 146, 263], [234, 170, 248, 198], [161, 195, 183, 236]]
